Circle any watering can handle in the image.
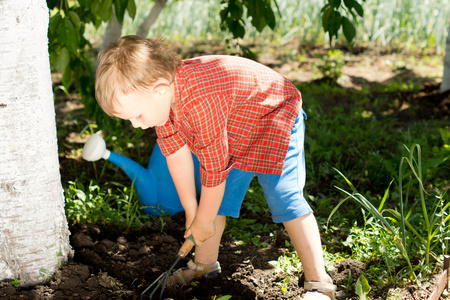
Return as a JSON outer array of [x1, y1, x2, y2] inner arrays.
[[177, 235, 195, 258]]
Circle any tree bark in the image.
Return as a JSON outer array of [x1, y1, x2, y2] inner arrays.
[[136, 0, 168, 38], [441, 23, 450, 93], [101, 0, 167, 50], [101, 6, 124, 50], [0, 0, 72, 287]]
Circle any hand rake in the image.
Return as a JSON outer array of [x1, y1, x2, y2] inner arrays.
[[141, 235, 195, 299]]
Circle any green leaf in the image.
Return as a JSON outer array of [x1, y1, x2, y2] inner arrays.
[[328, 10, 342, 37], [91, 0, 101, 15], [321, 6, 333, 31], [54, 47, 70, 73], [343, 0, 353, 8], [60, 18, 79, 54], [100, 0, 113, 21], [49, 14, 62, 35], [229, 2, 243, 19], [353, 0, 364, 17], [68, 11, 81, 30], [127, 0, 136, 19], [251, 14, 266, 32], [247, 0, 266, 32], [320, 3, 330, 12], [342, 16, 356, 43], [230, 19, 245, 38], [331, 0, 342, 8], [113, 0, 128, 23], [220, 5, 230, 20], [47, 0, 59, 9], [355, 274, 371, 300], [62, 64, 74, 90], [264, 2, 276, 29]]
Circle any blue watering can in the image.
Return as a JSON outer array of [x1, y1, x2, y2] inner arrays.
[[82, 134, 202, 216]]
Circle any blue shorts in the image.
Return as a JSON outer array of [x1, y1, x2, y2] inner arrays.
[[218, 109, 312, 223]]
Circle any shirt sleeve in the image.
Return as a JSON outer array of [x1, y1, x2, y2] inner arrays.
[[188, 95, 233, 187], [155, 117, 186, 157]]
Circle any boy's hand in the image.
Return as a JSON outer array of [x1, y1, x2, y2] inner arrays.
[[185, 217, 216, 247]]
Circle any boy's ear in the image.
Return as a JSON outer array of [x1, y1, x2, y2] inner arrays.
[[152, 78, 171, 96]]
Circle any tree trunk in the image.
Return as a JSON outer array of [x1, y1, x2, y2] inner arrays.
[[0, 0, 72, 287], [101, 0, 167, 50], [101, 6, 124, 50], [441, 23, 450, 93], [136, 0, 168, 38]]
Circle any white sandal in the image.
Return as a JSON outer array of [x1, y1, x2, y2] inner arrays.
[[303, 280, 336, 299]]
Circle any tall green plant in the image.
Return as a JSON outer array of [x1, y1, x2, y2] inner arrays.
[[329, 144, 449, 278], [328, 171, 415, 275], [383, 144, 450, 265]]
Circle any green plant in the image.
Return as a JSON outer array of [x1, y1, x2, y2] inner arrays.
[[11, 279, 20, 291], [39, 269, 53, 283], [122, 182, 142, 233], [355, 274, 371, 300], [212, 295, 232, 300], [56, 246, 67, 268], [64, 180, 150, 231], [269, 251, 302, 276], [275, 277, 291, 293], [159, 216, 167, 234], [383, 144, 449, 265], [225, 218, 279, 248], [341, 213, 402, 264], [315, 49, 345, 80]]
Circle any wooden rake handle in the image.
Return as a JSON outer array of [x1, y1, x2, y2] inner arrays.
[[177, 235, 195, 258]]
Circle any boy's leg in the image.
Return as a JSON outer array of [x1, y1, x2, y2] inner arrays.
[[195, 167, 254, 263], [194, 215, 226, 264], [171, 215, 226, 284], [257, 109, 333, 295], [283, 213, 331, 283], [170, 168, 253, 285]]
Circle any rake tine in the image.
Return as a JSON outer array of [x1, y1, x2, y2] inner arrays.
[[149, 277, 164, 300], [143, 236, 196, 300], [140, 272, 166, 299], [158, 256, 181, 299]]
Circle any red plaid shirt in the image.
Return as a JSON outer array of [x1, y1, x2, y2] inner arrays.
[[156, 55, 302, 187]]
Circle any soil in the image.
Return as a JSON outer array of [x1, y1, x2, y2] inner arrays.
[[1, 42, 449, 300], [0, 216, 444, 300]]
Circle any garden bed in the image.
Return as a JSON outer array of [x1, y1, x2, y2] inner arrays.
[[0, 215, 444, 299]]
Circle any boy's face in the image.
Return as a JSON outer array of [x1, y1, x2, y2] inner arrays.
[[112, 81, 174, 129]]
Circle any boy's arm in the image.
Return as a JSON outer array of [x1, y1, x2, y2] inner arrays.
[[166, 144, 198, 228], [185, 180, 226, 246]]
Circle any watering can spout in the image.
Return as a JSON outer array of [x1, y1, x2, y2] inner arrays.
[[82, 133, 188, 216], [82, 134, 150, 184]]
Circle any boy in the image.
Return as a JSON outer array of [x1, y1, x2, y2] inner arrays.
[[95, 35, 335, 299]]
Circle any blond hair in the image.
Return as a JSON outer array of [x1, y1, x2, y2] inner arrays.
[[95, 35, 181, 116]]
